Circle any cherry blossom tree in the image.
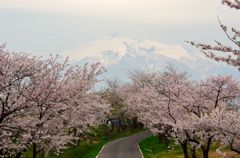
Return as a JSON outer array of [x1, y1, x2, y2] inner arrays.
[[222, 0, 240, 9], [122, 65, 240, 158], [0, 47, 45, 158], [121, 67, 194, 158], [100, 79, 133, 132], [188, 0, 240, 69], [119, 71, 159, 129], [173, 75, 240, 158], [25, 59, 108, 158], [210, 107, 240, 154], [189, 0, 240, 156], [0, 46, 109, 158]]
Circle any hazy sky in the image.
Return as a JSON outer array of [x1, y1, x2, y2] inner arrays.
[[0, 0, 239, 56]]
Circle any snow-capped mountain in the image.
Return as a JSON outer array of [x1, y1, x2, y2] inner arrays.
[[65, 34, 239, 82]]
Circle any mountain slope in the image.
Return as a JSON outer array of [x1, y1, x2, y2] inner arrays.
[[65, 35, 239, 82]]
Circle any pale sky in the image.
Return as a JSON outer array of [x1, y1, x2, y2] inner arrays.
[[0, 0, 239, 56], [0, 0, 238, 25]]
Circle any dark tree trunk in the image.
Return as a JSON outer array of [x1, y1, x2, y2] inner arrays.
[[14, 152, 23, 158], [32, 143, 37, 158], [163, 137, 170, 147], [0, 149, 3, 157], [230, 143, 240, 154], [180, 142, 189, 158], [14, 155, 21, 158], [158, 133, 162, 144], [201, 137, 212, 158], [231, 148, 240, 154], [132, 117, 138, 129], [139, 123, 144, 129], [202, 149, 209, 158], [77, 138, 81, 146], [73, 127, 77, 137], [40, 149, 45, 158], [111, 120, 114, 132], [117, 119, 121, 132], [190, 146, 196, 158]]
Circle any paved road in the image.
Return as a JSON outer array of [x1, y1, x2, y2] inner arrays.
[[97, 131, 152, 158]]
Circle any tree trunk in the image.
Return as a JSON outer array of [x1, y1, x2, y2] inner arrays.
[[202, 149, 208, 158], [201, 137, 212, 158], [111, 120, 114, 132], [0, 149, 3, 157], [163, 137, 170, 147], [139, 123, 144, 129], [14, 152, 23, 158], [180, 142, 189, 158], [190, 146, 196, 158], [158, 133, 162, 144], [14, 155, 21, 158], [132, 117, 138, 129], [73, 127, 77, 137], [77, 138, 81, 146], [40, 148, 45, 158], [230, 143, 240, 154], [45, 149, 50, 158], [32, 143, 37, 158]]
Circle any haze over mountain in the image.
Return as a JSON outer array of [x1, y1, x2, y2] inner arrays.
[[65, 34, 239, 83]]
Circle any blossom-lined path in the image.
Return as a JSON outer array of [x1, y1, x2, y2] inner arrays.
[[97, 131, 152, 158]]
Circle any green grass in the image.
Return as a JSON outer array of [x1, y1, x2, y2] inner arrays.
[[139, 136, 183, 158], [22, 126, 143, 158], [139, 136, 232, 158]]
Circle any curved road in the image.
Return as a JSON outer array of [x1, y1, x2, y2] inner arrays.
[[97, 131, 152, 158]]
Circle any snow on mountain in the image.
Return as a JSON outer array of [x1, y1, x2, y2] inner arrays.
[[67, 34, 192, 64], [65, 35, 239, 82]]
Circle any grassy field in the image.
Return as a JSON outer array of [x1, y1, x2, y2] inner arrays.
[[139, 136, 240, 158], [22, 126, 142, 158], [139, 136, 183, 158]]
